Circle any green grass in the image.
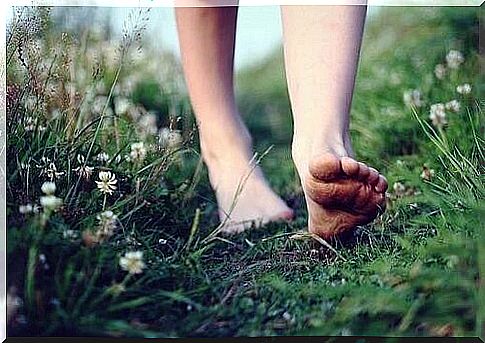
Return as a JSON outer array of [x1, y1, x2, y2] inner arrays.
[[6, 6, 484, 338]]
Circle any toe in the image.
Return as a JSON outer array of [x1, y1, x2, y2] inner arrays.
[[271, 208, 295, 221], [372, 191, 387, 214], [309, 153, 342, 181], [357, 162, 370, 182], [375, 175, 388, 193], [368, 167, 380, 186], [341, 157, 360, 177]]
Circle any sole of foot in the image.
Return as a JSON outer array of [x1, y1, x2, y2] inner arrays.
[[303, 152, 388, 239]]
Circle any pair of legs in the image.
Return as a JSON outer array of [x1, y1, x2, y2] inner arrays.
[[175, 4, 388, 238]]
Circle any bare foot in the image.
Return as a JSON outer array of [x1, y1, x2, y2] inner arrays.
[[208, 160, 294, 234], [296, 152, 388, 239]]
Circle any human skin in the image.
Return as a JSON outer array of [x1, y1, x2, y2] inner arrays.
[[175, 3, 388, 237]]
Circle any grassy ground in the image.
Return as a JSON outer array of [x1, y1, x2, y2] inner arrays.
[[6, 6, 484, 338]]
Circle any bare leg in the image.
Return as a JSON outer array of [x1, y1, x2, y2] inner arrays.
[[175, 5, 294, 233], [281, 5, 388, 238]]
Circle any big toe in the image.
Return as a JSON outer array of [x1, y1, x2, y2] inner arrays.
[[341, 156, 360, 178]]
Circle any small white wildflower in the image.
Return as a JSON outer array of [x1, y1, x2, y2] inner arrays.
[[158, 128, 183, 149], [393, 182, 406, 196], [24, 116, 36, 131], [43, 162, 64, 180], [434, 64, 446, 80], [429, 103, 447, 129], [19, 204, 34, 214], [38, 254, 49, 270], [63, 229, 79, 240], [92, 95, 108, 114], [73, 154, 94, 179], [158, 238, 167, 245], [24, 96, 37, 111], [138, 113, 158, 136], [341, 328, 352, 336], [50, 109, 62, 122], [445, 99, 461, 113], [420, 166, 435, 181], [309, 249, 319, 258], [19, 161, 29, 170], [95, 80, 106, 94], [95, 171, 117, 195], [40, 195, 62, 211], [403, 89, 423, 108], [41, 181, 56, 195], [95, 210, 118, 242], [114, 97, 131, 115], [119, 251, 145, 275], [127, 105, 143, 121], [446, 50, 464, 69], [456, 83, 472, 95], [96, 152, 110, 163], [129, 142, 147, 162], [282, 311, 292, 321]]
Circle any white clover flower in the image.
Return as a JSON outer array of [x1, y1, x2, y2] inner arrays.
[[96, 152, 110, 163], [138, 113, 158, 136], [19, 204, 34, 214], [158, 128, 183, 149], [127, 105, 143, 122], [429, 103, 447, 129], [94, 210, 118, 242], [456, 83, 472, 95], [41, 181, 56, 195], [50, 109, 62, 120], [63, 229, 79, 240], [403, 89, 423, 108], [25, 116, 37, 131], [119, 251, 146, 275], [40, 195, 62, 211], [446, 50, 464, 69], [434, 64, 446, 80], [19, 161, 29, 170], [114, 97, 131, 115], [420, 166, 435, 181], [129, 142, 147, 162], [24, 96, 37, 111], [92, 95, 108, 114], [393, 182, 406, 196], [95, 171, 117, 195], [73, 154, 94, 179], [445, 99, 461, 113], [43, 162, 64, 180], [95, 80, 106, 94]]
